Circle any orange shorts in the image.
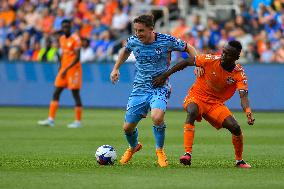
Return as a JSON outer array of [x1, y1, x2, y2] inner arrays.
[[183, 94, 232, 130], [55, 66, 82, 89]]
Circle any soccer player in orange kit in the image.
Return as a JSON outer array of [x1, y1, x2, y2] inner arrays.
[[38, 19, 83, 128], [152, 40, 255, 168]]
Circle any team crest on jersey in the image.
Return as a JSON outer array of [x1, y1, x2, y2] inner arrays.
[[155, 47, 162, 54], [67, 42, 72, 47], [227, 76, 234, 84]]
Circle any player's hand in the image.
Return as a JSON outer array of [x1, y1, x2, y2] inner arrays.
[[61, 70, 67, 79], [110, 69, 120, 84], [194, 67, 204, 77], [246, 112, 255, 125], [152, 74, 168, 88]]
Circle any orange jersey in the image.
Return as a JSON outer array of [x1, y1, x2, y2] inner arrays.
[[59, 33, 81, 69], [190, 54, 248, 103]]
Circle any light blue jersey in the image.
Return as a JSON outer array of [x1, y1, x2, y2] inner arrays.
[[124, 33, 187, 123], [125, 33, 187, 93]]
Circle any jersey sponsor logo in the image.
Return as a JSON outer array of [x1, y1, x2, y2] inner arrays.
[[227, 76, 234, 84], [205, 54, 220, 60], [155, 47, 162, 54]]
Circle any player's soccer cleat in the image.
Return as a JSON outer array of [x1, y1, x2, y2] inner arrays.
[[180, 152, 192, 166], [236, 160, 251, 168], [156, 149, 168, 167], [67, 121, 82, 128], [119, 142, 142, 164], [38, 119, 55, 127]]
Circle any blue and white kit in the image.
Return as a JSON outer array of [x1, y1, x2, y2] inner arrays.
[[124, 33, 187, 123]]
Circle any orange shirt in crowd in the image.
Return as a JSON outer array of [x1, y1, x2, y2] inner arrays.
[[101, 0, 118, 25], [0, 10, 16, 26], [41, 15, 54, 33]]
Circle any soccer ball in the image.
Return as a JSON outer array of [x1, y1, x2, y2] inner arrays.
[[95, 145, 117, 165]]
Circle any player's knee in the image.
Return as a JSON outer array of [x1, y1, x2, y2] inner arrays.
[[74, 98, 82, 106], [231, 124, 241, 136], [187, 110, 198, 120], [52, 92, 60, 101], [123, 124, 135, 134], [151, 115, 164, 126]]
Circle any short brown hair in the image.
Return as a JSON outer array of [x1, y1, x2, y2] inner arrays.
[[133, 14, 155, 28]]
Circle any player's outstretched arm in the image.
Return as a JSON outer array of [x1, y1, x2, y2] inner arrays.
[[152, 56, 195, 88], [239, 90, 255, 125], [110, 47, 131, 84]]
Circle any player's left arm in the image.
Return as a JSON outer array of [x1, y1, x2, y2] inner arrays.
[[239, 90, 255, 125], [237, 66, 255, 125], [61, 49, 80, 78]]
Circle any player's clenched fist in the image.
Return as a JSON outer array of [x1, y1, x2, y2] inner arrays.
[[110, 69, 120, 84], [246, 112, 255, 125]]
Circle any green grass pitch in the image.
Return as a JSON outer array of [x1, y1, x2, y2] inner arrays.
[[0, 107, 284, 189]]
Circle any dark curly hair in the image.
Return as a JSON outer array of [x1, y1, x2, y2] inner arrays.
[[228, 40, 242, 52]]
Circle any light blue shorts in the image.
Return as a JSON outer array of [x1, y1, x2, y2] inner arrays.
[[124, 87, 171, 124]]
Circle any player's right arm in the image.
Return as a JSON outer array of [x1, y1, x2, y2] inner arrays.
[[152, 54, 211, 87], [110, 47, 131, 84]]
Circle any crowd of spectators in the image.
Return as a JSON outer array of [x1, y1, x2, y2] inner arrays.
[[171, 0, 284, 64], [0, 0, 283, 64], [0, 0, 135, 62]]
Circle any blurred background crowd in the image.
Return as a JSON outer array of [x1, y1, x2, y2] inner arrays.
[[0, 0, 283, 64]]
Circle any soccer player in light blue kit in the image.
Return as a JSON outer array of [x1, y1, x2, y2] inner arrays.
[[110, 14, 197, 167]]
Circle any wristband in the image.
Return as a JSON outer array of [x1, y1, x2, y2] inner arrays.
[[245, 108, 251, 114]]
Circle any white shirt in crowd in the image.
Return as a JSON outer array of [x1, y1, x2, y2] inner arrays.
[[80, 47, 95, 63]]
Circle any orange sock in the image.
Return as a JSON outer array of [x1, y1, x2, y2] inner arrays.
[[75, 106, 82, 121], [48, 100, 58, 120], [184, 124, 195, 153], [232, 133, 243, 161]]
